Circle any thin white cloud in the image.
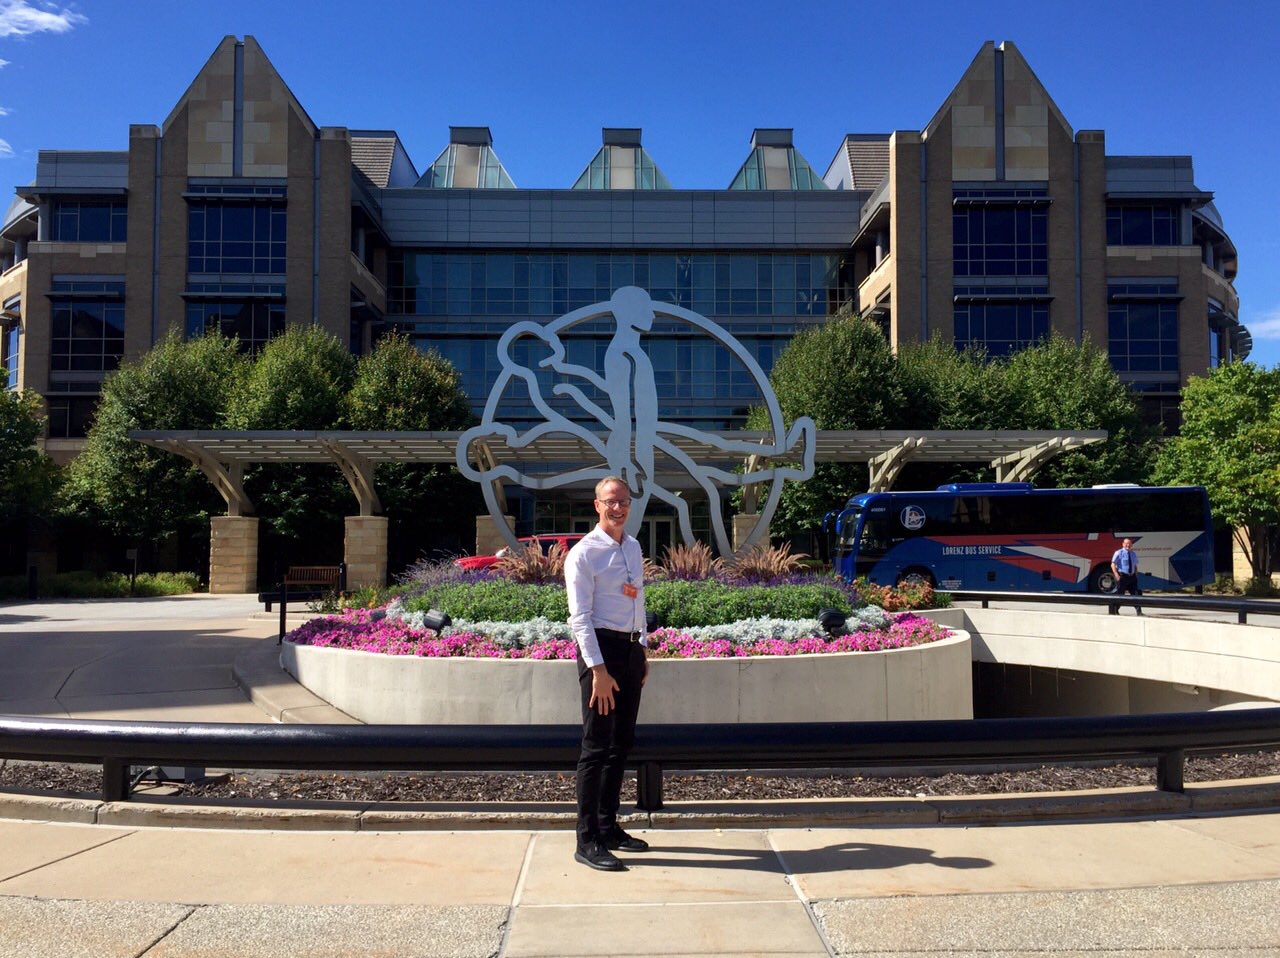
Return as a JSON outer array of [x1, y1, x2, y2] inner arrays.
[[0, 57, 11, 68], [0, 137, 14, 159], [1246, 307, 1280, 341], [0, 1, 86, 38], [0, 106, 10, 116]]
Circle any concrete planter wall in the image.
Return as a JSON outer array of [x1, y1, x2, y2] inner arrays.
[[930, 607, 1280, 712], [280, 630, 973, 725]]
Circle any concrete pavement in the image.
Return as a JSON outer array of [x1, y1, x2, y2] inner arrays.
[[1, 812, 1279, 956], [2, 594, 1280, 956]]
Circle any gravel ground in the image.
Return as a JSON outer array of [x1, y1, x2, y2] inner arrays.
[[3, 750, 1279, 803]]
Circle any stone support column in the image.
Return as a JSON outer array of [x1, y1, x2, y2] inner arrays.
[[732, 513, 765, 554], [475, 515, 516, 557], [209, 516, 259, 594], [345, 515, 389, 589]]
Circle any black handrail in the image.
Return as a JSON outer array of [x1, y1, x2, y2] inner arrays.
[[943, 590, 1280, 624], [5, 708, 1280, 810]]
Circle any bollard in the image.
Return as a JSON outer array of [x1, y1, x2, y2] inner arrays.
[[1156, 749, 1185, 793], [102, 758, 131, 802], [26, 565, 38, 600], [636, 760, 664, 811], [278, 580, 289, 644]]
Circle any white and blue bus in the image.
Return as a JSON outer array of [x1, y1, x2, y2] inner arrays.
[[831, 483, 1214, 593]]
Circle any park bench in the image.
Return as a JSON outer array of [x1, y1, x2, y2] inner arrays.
[[257, 564, 346, 642]]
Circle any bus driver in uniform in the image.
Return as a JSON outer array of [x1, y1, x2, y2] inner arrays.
[[565, 476, 651, 872], [1111, 537, 1143, 614]]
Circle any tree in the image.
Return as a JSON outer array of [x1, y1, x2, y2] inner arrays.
[[1, 390, 60, 574], [225, 324, 356, 430], [62, 332, 245, 550], [754, 310, 908, 432], [896, 339, 1012, 431], [0, 390, 59, 527], [1002, 336, 1158, 488], [224, 325, 359, 566], [1155, 361, 1280, 581], [746, 311, 908, 538], [342, 333, 480, 564], [342, 332, 472, 432]]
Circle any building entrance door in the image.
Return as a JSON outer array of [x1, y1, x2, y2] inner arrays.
[[641, 517, 674, 561]]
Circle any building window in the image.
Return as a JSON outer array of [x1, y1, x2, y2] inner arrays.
[[388, 251, 852, 319], [186, 300, 286, 352], [46, 395, 98, 438], [1107, 282, 1180, 374], [188, 201, 286, 274], [1106, 204, 1179, 246], [3, 323, 19, 389], [953, 301, 1049, 357], [53, 200, 127, 243], [49, 281, 125, 372], [953, 204, 1048, 278]]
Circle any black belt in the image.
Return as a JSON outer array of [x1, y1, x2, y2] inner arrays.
[[596, 628, 643, 642]]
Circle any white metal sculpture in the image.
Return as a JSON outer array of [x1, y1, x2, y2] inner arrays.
[[456, 286, 815, 557]]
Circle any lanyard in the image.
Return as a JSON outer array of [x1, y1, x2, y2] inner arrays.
[[618, 540, 633, 584]]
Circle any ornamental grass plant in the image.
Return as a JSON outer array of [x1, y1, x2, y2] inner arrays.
[[655, 540, 722, 580], [723, 541, 808, 580], [494, 541, 568, 583]]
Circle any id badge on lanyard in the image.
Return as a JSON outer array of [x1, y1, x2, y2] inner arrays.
[[619, 542, 638, 599]]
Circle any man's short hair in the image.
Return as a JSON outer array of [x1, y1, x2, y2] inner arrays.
[[595, 476, 627, 499]]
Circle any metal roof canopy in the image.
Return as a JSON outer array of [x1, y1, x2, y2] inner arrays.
[[131, 429, 1106, 518]]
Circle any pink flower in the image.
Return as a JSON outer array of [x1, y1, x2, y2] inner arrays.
[[284, 609, 948, 659]]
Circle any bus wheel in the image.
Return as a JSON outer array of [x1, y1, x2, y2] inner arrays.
[[896, 569, 935, 589], [1089, 566, 1118, 594]]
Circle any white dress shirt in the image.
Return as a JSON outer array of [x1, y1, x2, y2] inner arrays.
[[565, 525, 647, 668]]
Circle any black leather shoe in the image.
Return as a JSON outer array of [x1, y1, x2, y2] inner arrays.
[[603, 825, 649, 852], [575, 841, 626, 871]]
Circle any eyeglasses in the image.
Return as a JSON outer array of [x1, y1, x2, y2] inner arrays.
[[598, 498, 632, 509]]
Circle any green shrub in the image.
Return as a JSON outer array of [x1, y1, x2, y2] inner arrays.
[[340, 584, 406, 610], [400, 578, 857, 629], [645, 580, 854, 629], [403, 579, 570, 623], [129, 572, 202, 596], [0, 570, 202, 600]]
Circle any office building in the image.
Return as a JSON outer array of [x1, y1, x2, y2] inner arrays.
[[1, 36, 1247, 469]]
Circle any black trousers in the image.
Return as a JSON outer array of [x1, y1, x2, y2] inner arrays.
[[575, 634, 645, 850], [1117, 572, 1142, 596]]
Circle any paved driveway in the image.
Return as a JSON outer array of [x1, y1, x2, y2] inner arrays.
[[0, 595, 279, 722]]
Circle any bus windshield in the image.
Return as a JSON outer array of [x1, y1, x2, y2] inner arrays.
[[830, 484, 1213, 595]]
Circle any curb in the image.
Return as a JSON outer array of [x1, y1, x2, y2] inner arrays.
[[2, 777, 1277, 832], [231, 642, 361, 724]]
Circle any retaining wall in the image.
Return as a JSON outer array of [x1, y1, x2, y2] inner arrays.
[[281, 630, 974, 725]]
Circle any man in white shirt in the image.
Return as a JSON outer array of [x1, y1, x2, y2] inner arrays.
[[565, 475, 650, 871]]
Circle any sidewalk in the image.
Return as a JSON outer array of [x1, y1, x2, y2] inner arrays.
[[2, 595, 1280, 956], [1, 812, 1279, 956]]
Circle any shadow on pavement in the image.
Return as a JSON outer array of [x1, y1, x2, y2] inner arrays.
[[636, 840, 993, 873]]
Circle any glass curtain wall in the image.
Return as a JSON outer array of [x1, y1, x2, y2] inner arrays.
[[388, 249, 852, 429]]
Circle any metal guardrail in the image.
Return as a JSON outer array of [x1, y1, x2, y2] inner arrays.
[[5, 709, 1280, 810], [944, 589, 1280, 624]]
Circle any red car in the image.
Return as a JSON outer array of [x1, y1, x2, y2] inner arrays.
[[454, 533, 586, 572]]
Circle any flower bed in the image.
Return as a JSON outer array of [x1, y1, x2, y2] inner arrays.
[[281, 560, 970, 724], [284, 602, 950, 660], [281, 616, 972, 725]]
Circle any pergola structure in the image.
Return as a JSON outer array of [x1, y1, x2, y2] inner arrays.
[[130, 428, 1106, 592]]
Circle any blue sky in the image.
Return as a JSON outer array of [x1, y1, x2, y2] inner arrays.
[[2, 0, 1277, 368]]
